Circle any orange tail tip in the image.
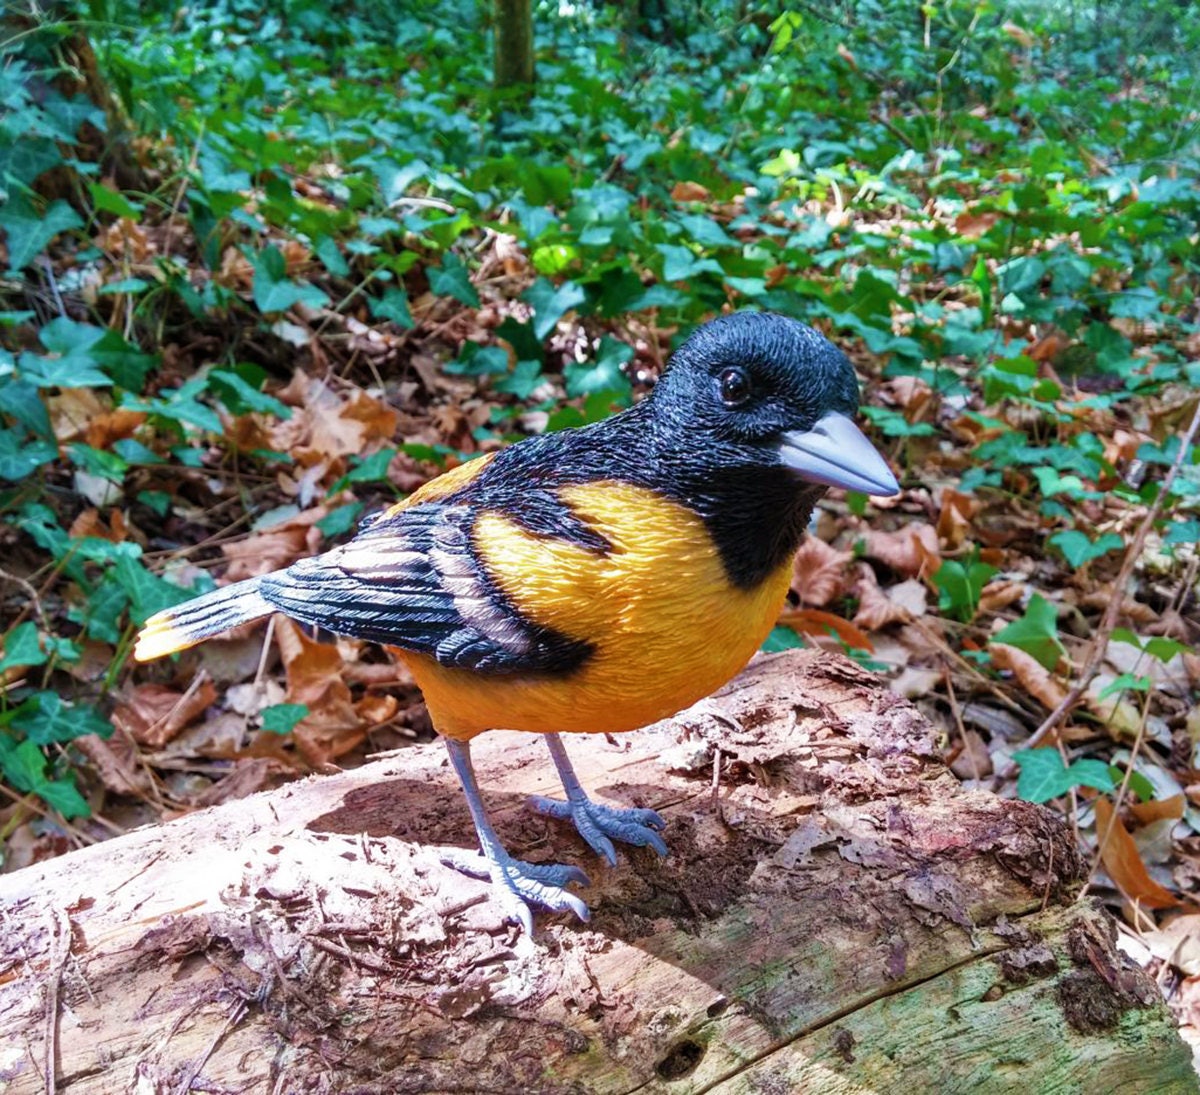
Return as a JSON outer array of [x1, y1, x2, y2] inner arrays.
[[132, 577, 275, 661]]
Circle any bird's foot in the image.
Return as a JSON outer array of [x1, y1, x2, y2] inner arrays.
[[527, 794, 668, 866], [439, 847, 591, 935]]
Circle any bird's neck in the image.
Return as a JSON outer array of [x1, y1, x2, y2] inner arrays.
[[672, 464, 823, 589]]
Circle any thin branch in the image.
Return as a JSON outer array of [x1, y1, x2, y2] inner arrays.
[[1018, 399, 1200, 755]]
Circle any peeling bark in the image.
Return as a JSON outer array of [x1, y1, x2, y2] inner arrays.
[[0, 650, 1193, 1093]]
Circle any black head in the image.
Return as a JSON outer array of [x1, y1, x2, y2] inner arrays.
[[651, 312, 898, 496]]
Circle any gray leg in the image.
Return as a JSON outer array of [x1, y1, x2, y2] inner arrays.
[[529, 733, 668, 865], [441, 737, 590, 934]]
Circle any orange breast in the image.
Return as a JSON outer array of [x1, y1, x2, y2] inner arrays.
[[400, 481, 792, 740]]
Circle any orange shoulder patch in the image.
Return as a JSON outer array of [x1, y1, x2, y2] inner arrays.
[[381, 451, 497, 518]]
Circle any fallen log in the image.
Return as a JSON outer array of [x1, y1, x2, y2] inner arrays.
[[0, 649, 1194, 1093]]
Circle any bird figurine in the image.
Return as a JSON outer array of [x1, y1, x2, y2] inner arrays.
[[136, 312, 900, 932]]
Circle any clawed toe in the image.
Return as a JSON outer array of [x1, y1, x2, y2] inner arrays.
[[528, 794, 669, 864], [439, 847, 591, 932]]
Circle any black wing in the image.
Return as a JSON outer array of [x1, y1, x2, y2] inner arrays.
[[258, 502, 591, 676]]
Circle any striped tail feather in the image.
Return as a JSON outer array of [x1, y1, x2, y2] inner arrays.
[[134, 576, 276, 661]]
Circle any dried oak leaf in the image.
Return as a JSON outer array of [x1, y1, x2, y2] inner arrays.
[[937, 488, 980, 551], [671, 181, 711, 203], [74, 732, 153, 796], [221, 507, 327, 581], [852, 564, 916, 630], [989, 642, 1067, 711], [1094, 797, 1180, 911], [862, 523, 940, 578], [778, 608, 874, 651], [792, 537, 852, 606], [275, 617, 364, 765], [112, 678, 218, 748]]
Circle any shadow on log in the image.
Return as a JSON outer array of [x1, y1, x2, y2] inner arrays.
[[0, 650, 1194, 1093]]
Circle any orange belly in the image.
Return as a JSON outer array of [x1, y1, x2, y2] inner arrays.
[[400, 481, 792, 739]]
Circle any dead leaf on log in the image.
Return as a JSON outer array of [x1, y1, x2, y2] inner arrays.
[[989, 643, 1068, 711], [1094, 797, 1180, 910]]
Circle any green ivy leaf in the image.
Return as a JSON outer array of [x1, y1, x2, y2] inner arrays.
[[428, 253, 479, 307], [522, 277, 586, 341], [0, 428, 56, 480], [11, 692, 112, 746], [761, 625, 805, 652], [1049, 530, 1124, 567], [991, 594, 1065, 670], [0, 621, 46, 673], [370, 286, 413, 328], [89, 182, 143, 221], [565, 336, 633, 399], [1013, 748, 1115, 803], [252, 245, 329, 313], [0, 195, 82, 272], [261, 703, 310, 734], [209, 368, 292, 418]]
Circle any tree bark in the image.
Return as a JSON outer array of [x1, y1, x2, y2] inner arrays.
[[493, 0, 535, 90], [0, 650, 1194, 1093]]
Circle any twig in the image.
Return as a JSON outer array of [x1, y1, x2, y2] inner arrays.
[[1019, 399, 1200, 755], [1078, 687, 1155, 901], [42, 908, 71, 1095]]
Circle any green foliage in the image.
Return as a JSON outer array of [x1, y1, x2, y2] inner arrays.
[[1013, 748, 1116, 804], [991, 594, 1066, 670], [931, 548, 997, 622]]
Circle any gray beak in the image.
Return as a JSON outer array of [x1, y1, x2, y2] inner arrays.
[[779, 412, 900, 496]]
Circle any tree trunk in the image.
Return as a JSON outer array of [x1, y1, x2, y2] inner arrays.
[[0, 650, 1194, 1093], [493, 0, 535, 91]]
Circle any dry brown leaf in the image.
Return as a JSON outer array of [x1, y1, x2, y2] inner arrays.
[[276, 616, 345, 703], [191, 758, 293, 806], [275, 617, 364, 765], [863, 523, 940, 578], [852, 564, 914, 630], [977, 579, 1025, 614], [778, 608, 874, 651], [836, 42, 857, 69], [1002, 21, 1034, 47], [68, 508, 127, 543], [937, 488, 980, 551], [989, 642, 1068, 711], [112, 678, 218, 747], [85, 409, 147, 450], [74, 733, 153, 796], [954, 208, 1000, 238], [670, 181, 711, 203], [355, 693, 399, 726], [293, 699, 367, 766], [217, 245, 254, 289], [791, 537, 852, 606], [1130, 794, 1186, 826], [221, 507, 326, 581], [1094, 797, 1180, 910], [46, 388, 108, 441]]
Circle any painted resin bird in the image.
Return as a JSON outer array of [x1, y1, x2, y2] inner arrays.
[[135, 312, 899, 932]]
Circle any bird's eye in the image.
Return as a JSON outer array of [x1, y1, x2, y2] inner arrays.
[[718, 366, 752, 408]]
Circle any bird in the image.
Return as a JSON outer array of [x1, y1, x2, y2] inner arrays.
[[135, 311, 900, 933]]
